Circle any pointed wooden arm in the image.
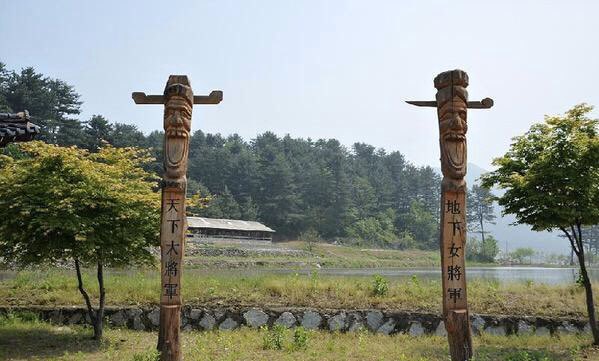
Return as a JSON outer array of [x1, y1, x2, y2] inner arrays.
[[132, 90, 223, 105], [405, 98, 494, 109]]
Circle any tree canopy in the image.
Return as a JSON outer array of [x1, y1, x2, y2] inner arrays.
[[0, 141, 160, 267], [481, 104, 599, 231]]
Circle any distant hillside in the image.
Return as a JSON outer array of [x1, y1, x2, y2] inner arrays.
[[436, 163, 569, 255]]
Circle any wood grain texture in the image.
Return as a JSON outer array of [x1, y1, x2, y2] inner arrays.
[[435, 69, 472, 361], [133, 75, 222, 361]]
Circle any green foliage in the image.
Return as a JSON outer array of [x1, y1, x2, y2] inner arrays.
[[371, 274, 389, 296], [130, 349, 160, 361], [504, 350, 551, 361], [397, 200, 437, 249], [510, 247, 536, 264], [346, 209, 400, 248], [467, 235, 500, 263], [481, 103, 599, 232], [262, 324, 286, 350], [0, 311, 40, 326], [467, 184, 496, 240], [299, 228, 320, 252], [0, 141, 160, 267], [292, 326, 309, 350]]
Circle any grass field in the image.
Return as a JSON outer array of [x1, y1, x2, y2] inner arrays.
[[184, 241, 445, 269], [0, 268, 593, 318], [0, 313, 597, 361]]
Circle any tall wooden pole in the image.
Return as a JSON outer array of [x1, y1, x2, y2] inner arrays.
[[407, 69, 493, 361], [133, 76, 222, 361]]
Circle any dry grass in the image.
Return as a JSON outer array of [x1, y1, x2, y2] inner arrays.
[[0, 269, 594, 318], [1, 313, 597, 361]]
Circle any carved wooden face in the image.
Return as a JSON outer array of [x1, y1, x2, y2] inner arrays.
[[163, 96, 192, 179], [438, 95, 468, 180]]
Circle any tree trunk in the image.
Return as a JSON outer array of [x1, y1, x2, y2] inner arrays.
[[576, 248, 599, 344], [95, 261, 106, 340], [74, 259, 105, 340], [564, 225, 599, 344]]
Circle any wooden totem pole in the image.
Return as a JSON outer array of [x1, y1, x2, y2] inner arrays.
[[133, 76, 222, 361], [407, 69, 493, 361]]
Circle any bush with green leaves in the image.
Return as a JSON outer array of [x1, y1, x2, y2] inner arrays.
[[292, 327, 309, 350], [371, 274, 389, 296], [262, 324, 286, 350]]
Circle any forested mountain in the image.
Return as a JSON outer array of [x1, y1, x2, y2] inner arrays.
[[0, 63, 443, 248]]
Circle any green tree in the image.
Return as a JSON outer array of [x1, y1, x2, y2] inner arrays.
[[467, 184, 497, 242], [466, 235, 500, 263], [481, 104, 599, 343], [397, 200, 437, 249], [346, 208, 399, 248], [0, 141, 160, 339], [84, 115, 113, 151], [201, 186, 242, 220], [510, 247, 536, 264], [110, 123, 146, 148]]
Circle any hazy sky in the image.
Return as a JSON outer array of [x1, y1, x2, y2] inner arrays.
[[2, 0, 598, 170]]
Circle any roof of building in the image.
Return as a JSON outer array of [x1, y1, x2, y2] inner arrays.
[[187, 216, 275, 233], [0, 111, 41, 146]]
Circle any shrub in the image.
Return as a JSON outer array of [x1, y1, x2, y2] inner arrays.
[[292, 326, 309, 350], [262, 324, 286, 350], [372, 274, 389, 296]]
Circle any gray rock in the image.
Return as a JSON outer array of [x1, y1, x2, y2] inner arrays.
[[189, 309, 202, 320], [301, 311, 322, 330], [214, 309, 226, 322], [219, 317, 238, 331], [49, 310, 63, 324], [275, 312, 296, 328], [471, 315, 485, 335], [536, 326, 550, 336], [148, 308, 160, 327], [518, 320, 534, 335], [435, 321, 447, 337], [68, 312, 82, 325], [584, 323, 592, 334], [133, 316, 145, 331], [244, 309, 269, 328], [347, 313, 364, 332], [182, 324, 193, 332], [181, 316, 189, 327], [199, 313, 216, 330], [349, 321, 365, 332], [366, 311, 384, 331], [409, 322, 425, 336], [557, 322, 578, 335], [127, 308, 143, 318], [328, 313, 347, 332], [109, 311, 126, 326], [377, 319, 396, 335], [484, 325, 505, 336]]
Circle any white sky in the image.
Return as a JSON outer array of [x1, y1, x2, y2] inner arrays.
[[2, 0, 598, 170]]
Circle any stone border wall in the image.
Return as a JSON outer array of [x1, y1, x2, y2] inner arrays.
[[0, 306, 590, 337]]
